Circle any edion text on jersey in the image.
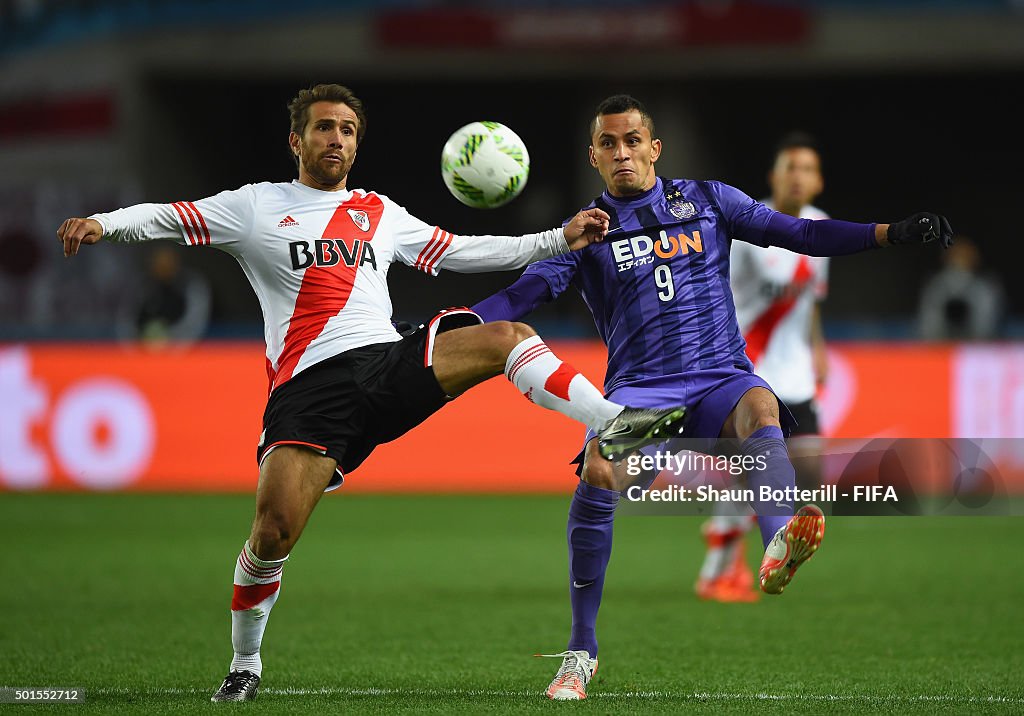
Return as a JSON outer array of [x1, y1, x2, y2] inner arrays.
[[610, 229, 703, 270]]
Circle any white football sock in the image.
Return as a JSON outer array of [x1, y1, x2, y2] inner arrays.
[[228, 542, 287, 676], [699, 514, 753, 581], [504, 336, 622, 431]]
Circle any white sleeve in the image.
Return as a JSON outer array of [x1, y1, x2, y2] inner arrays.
[[90, 185, 256, 253], [387, 198, 569, 275], [729, 239, 755, 290], [814, 256, 829, 300], [808, 208, 830, 300]]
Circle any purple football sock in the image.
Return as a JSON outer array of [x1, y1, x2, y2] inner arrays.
[[743, 425, 796, 548], [566, 480, 619, 658]]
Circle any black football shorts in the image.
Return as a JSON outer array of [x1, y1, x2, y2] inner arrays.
[[786, 399, 820, 437], [257, 309, 481, 488]]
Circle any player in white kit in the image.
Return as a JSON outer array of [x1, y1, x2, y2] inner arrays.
[[695, 132, 829, 603], [56, 84, 688, 702]]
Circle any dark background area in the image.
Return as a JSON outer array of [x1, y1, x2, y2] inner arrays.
[[134, 69, 1021, 337]]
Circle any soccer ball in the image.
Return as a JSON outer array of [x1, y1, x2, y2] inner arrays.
[[440, 121, 530, 209]]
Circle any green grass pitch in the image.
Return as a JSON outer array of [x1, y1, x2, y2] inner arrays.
[[2, 493, 1022, 714]]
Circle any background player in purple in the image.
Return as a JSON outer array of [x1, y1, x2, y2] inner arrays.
[[472, 94, 953, 700]]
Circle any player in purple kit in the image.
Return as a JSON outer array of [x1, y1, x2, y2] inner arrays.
[[471, 94, 952, 700]]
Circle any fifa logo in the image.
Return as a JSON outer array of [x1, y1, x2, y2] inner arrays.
[[611, 230, 702, 265], [289, 239, 377, 270]]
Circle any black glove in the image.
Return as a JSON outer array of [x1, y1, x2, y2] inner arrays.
[[887, 213, 954, 248]]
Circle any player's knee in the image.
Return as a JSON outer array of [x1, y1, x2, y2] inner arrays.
[[581, 458, 618, 491], [509, 321, 537, 342], [734, 388, 782, 440], [470, 321, 538, 371], [250, 511, 296, 558], [744, 413, 782, 439], [488, 320, 537, 349]]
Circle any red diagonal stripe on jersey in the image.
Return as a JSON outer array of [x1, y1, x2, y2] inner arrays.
[[414, 226, 441, 271], [271, 195, 384, 390], [231, 582, 280, 611], [186, 201, 211, 244], [171, 203, 197, 245], [743, 255, 814, 365], [178, 202, 206, 245], [423, 230, 453, 275]]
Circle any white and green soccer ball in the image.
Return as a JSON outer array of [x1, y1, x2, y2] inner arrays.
[[440, 121, 530, 209]]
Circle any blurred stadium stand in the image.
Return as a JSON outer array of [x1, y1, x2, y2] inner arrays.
[[1, 0, 1022, 340]]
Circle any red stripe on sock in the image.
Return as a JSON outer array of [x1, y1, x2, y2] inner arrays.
[[507, 345, 551, 383], [239, 549, 283, 580], [543, 362, 578, 401], [705, 528, 745, 548], [231, 581, 280, 611]]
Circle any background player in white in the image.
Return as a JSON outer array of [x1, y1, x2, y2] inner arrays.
[[695, 131, 830, 603], [56, 84, 687, 702]]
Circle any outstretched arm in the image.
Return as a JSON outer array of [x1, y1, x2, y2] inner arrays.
[[57, 218, 103, 257], [472, 249, 581, 322], [759, 212, 952, 256], [561, 207, 611, 251], [438, 206, 608, 273], [713, 181, 953, 256], [472, 272, 555, 323], [760, 213, 880, 256], [392, 200, 609, 275], [56, 188, 254, 257], [58, 204, 194, 256]]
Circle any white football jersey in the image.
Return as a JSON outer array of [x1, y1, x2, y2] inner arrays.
[[91, 180, 568, 392], [730, 202, 829, 403]]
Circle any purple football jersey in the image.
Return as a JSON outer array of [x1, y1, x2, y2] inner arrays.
[[472, 175, 875, 413], [526, 177, 769, 395]]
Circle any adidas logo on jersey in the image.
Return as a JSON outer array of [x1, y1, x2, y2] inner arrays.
[[278, 215, 299, 227]]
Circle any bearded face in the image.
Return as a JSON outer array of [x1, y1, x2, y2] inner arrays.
[[291, 102, 360, 191]]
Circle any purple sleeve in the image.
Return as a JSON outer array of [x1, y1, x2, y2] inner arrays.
[[471, 272, 554, 323], [709, 180, 879, 257], [762, 214, 879, 257]]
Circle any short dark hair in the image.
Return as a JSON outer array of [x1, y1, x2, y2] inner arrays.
[[774, 130, 820, 157], [288, 83, 367, 145], [590, 94, 655, 139]]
